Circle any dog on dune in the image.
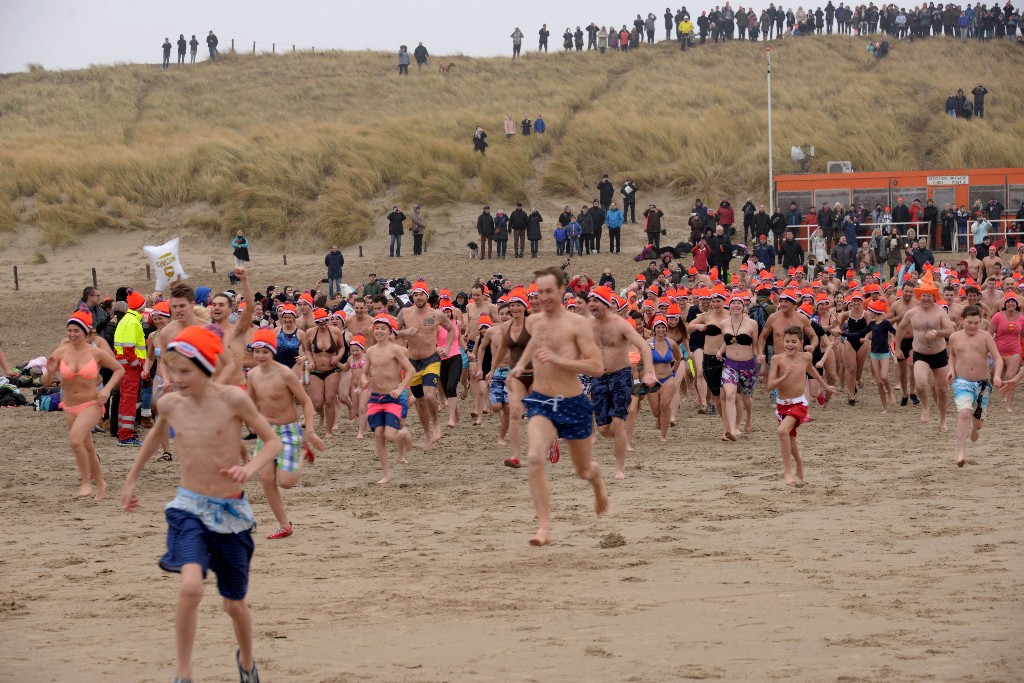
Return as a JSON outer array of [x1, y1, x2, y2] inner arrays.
[[438, 62, 456, 75], [467, 241, 479, 259]]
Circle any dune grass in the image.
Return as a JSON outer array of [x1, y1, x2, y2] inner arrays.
[[0, 38, 1021, 247]]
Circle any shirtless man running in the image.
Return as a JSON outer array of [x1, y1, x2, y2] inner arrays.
[[947, 304, 1003, 467], [887, 281, 919, 406], [587, 286, 656, 480], [347, 298, 374, 347], [397, 280, 455, 448], [895, 272, 955, 430], [510, 267, 608, 546]]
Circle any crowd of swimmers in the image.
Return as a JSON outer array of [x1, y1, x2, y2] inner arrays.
[[38, 253, 1024, 680]]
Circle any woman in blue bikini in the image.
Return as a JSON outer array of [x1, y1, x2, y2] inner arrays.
[[646, 315, 682, 442]]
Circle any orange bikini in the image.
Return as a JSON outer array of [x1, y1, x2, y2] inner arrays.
[[59, 356, 104, 417]]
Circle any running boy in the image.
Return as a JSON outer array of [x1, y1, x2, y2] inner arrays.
[[947, 305, 1003, 467], [362, 314, 415, 483], [246, 328, 326, 539], [121, 326, 283, 683], [767, 326, 834, 485]]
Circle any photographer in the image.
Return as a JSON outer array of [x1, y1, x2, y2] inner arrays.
[[643, 203, 665, 250], [569, 271, 594, 296]]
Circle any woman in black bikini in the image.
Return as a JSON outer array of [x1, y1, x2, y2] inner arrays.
[[305, 307, 344, 435], [328, 311, 354, 431], [839, 291, 870, 405], [717, 296, 759, 441]]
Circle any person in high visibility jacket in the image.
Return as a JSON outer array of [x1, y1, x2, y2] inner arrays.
[[114, 290, 148, 445], [678, 17, 695, 49]]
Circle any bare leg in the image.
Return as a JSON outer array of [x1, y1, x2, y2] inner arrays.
[[721, 384, 738, 440], [258, 463, 289, 529], [740, 393, 753, 432], [954, 408, 971, 465], [422, 386, 442, 443], [373, 427, 391, 483], [1002, 354, 1020, 410], [175, 564, 204, 681], [566, 435, 609, 515], [625, 396, 638, 451], [792, 437, 804, 482], [692, 349, 707, 408], [507, 378, 526, 460], [223, 598, 255, 673], [843, 343, 858, 402], [66, 405, 105, 498], [412, 394, 433, 449], [913, 360, 932, 422], [871, 358, 887, 411], [932, 366, 949, 431], [777, 417, 798, 485], [325, 373, 342, 435], [390, 426, 412, 464], [526, 416, 557, 545]]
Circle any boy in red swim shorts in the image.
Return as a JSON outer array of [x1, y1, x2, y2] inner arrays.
[[768, 326, 834, 485]]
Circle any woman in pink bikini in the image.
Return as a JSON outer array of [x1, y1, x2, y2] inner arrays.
[[991, 292, 1024, 411], [42, 310, 124, 500]]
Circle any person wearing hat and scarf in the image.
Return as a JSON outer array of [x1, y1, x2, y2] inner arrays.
[[114, 289, 149, 446], [42, 310, 124, 499]]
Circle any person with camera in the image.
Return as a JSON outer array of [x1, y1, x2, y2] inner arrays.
[[620, 178, 638, 223], [387, 205, 406, 257], [643, 203, 665, 250]]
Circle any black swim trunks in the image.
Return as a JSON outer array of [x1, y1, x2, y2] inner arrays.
[[703, 355, 724, 397], [899, 336, 914, 360], [913, 348, 949, 370]]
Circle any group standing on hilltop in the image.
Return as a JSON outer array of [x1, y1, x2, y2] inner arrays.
[[159, 30, 216, 68]]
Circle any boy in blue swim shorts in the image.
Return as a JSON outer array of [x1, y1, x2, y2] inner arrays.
[[510, 267, 611, 547], [362, 314, 416, 483], [121, 326, 284, 683], [947, 305, 1004, 468]]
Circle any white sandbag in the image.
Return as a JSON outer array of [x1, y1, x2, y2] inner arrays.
[[144, 238, 189, 291]]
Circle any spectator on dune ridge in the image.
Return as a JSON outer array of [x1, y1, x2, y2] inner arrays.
[[189, 35, 198, 63], [538, 24, 550, 52], [176, 34, 186, 65], [162, 38, 172, 69], [207, 30, 218, 60], [414, 42, 429, 71], [473, 126, 488, 155], [397, 45, 410, 75], [511, 28, 524, 58]]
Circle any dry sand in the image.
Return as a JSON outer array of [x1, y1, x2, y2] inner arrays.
[[1, 222, 1023, 682]]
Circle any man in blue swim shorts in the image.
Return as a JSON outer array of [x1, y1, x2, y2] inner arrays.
[[509, 267, 611, 547], [586, 286, 657, 480]]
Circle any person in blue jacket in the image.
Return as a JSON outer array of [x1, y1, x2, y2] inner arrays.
[[533, 115, 546, 136], [605, 201, 624, 254]]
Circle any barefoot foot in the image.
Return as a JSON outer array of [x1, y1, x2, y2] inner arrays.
[[93, 481, 107, 501], [528, 531, 551, 546], [593, 480, 609, 517], [377, 476, 391, 484], [78, 482, 92, 498], [614, 470, 627, 480]]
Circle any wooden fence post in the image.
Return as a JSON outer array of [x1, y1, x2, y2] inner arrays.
[[253, 41, 256, 55], [12, 266, 18, 291], [283, 254, 288, 266], [146, 263, 151, 280], [92, 268, 97, 288], [211, 260, 217, 273]]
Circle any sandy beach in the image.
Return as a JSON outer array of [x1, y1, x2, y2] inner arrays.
[[1, 223, 1022, 682]]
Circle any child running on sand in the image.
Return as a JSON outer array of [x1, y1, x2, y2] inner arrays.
[[348, 335, 369, 438], [120, 325, 283, 683], [362, 314, 415, 483], [767, 326, 835, 485], [246, 328, 325, 539], [947, 305, 1003, 467]]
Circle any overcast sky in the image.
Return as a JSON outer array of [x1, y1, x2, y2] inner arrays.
[[0, 0, 745, 74]]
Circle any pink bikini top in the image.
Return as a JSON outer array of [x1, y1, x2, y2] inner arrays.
[[60, 357, 99, 381]]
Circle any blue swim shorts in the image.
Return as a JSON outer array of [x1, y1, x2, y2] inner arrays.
[[161, 488, 255, 600], [523, 391, 593, 441], [590, 366, 632, 426]]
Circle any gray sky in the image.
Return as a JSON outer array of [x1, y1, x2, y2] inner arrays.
[[0, 0, 731, 74]]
